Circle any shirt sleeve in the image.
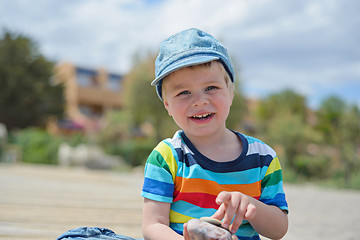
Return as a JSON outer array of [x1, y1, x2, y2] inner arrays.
[[141, 141, 177, 203], [259, 156, 289, 213]]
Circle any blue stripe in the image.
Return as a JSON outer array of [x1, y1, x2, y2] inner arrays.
[[144, 163, 173, 184], [141, 191, 173, 203], [171, 226, 183, 236], [236, 236, 260, 240], [142, 177, 174, 198], [260, 193, 288, 209], [260, 182, 285, 199], [177, 163, 263, 185], [172, 200, 217, 218]]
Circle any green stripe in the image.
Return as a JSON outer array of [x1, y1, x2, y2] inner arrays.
[[262, 169, 282, 188], [147, 150, 171, 174]]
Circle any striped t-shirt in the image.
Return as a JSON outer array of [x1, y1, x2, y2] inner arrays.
[[141, 130, 288, 240]]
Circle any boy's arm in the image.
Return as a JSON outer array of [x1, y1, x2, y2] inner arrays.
[[142, 198, 188, 240], [247, 198, 288, 239]]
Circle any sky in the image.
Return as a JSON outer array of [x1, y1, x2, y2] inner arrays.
[[1, 0, 359, 109]]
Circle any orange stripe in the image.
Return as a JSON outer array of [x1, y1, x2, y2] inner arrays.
[[174, 176, 261, 198]]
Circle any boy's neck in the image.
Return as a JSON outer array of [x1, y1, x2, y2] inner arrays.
[[184, 128, 243, 162]]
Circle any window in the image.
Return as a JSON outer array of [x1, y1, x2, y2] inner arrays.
[[76, 68, 98, 87], [107, 74, 123, 91]]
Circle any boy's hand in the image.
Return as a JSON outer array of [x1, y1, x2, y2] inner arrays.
[[183, 223, 191, 240], [211, 191, 256, 234]]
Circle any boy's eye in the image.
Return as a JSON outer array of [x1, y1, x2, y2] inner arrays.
[[177, 90, 190, 96], [205, 86, 217, 91]]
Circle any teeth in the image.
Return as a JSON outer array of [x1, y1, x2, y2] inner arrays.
[[193, 113, 212, 118]]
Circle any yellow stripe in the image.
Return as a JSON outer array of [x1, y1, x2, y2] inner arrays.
[[170, 209, 193, 223], [265, 157, 281, 177], [154, 142, 178, 181]]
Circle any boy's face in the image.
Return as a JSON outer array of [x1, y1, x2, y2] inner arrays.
[[162, 61, 234, 139]]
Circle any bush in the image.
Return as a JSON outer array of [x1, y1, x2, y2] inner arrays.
[[294, 154, 331, 179], [8, 128, 87, 165], [105, 139, 154, 167], [9, 128, 62, 164]]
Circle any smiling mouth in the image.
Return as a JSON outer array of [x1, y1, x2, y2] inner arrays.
[[191, 113, 214, 120]]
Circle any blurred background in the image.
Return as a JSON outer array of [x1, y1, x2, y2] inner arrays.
[[1, 0, 360, 239], [1, 0, 359, 187]]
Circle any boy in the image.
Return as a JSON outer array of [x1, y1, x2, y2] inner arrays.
[[141, 28, 288, 240]]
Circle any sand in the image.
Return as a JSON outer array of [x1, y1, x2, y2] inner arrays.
[[1, 164, 359, 240]]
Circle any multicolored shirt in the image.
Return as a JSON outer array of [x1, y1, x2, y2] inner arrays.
[[141, 130, 288, 240]]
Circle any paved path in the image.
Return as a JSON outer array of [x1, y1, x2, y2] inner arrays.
[[0, 164, 144, 240], [1, 164, 360, 240]]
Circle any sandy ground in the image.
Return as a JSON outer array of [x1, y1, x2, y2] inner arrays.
[[0, 164, 360, 240]]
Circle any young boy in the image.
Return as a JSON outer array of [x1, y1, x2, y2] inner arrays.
[[141, 28, 288, 240]]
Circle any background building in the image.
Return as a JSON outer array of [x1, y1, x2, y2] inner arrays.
[[54, 62, 123, 132]]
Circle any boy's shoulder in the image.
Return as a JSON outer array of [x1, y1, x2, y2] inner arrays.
[[162, 130, 183, 147], [152, 130, 188, 160], [240, 133, 264, 144], [241, 133, 276, 157], [154, 130, 185, 154]]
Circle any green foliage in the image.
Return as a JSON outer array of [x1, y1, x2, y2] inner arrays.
[[123, 53, 178, 141], [97, 110, 132, 143], [316, 96, 360, 184], [227, 88, 247, 130], [106, 139, 154, 167], [267, 112, 322, 169], [257, 89, 307, 126], [316, 96, 347, 144], [8, 127, 86, 165], [96, 110, 157, 167], [9, 128, 61, 164], [0, 30, 64, 130], [294, 154, 331, 179], [256, 89, 321, 171]]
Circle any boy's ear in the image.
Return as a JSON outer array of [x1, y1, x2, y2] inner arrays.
[[230, 89, 234, 106], [163, 100, 172, 116]]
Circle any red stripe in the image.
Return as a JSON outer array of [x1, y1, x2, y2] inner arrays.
[[174, 191, 219, 209], [174, 190, 261, 208]]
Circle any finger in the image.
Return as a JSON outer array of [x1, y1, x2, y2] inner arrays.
[[229, 212, 243, 234], [230, 201, 256, 234], [222, 193, 241, 230], [183, 223, 191, 240], [216, 191, 231, 205], [231, 234, 239, 240], [244, 203, 256, 221], [229, 195, 249, 233], [211, 202, 226, 220]]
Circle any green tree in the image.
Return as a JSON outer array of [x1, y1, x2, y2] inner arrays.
[[339, 105, 360, 184], [256, 89, 321, 172], [226, 83, 247, 131], [317, 96, 360, 184], [316, 96, 346, 144], [123, 53, 177, 142], [0, 30, 64, 130], [257, 89, 308, 126]]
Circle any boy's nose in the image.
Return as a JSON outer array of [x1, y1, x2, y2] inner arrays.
[[192, 92, 209, 107]]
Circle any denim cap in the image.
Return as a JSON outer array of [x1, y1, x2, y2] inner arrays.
[[152, 28, 235, 101]]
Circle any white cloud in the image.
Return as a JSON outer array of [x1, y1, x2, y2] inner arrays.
[[1, 0, 359, 107]]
